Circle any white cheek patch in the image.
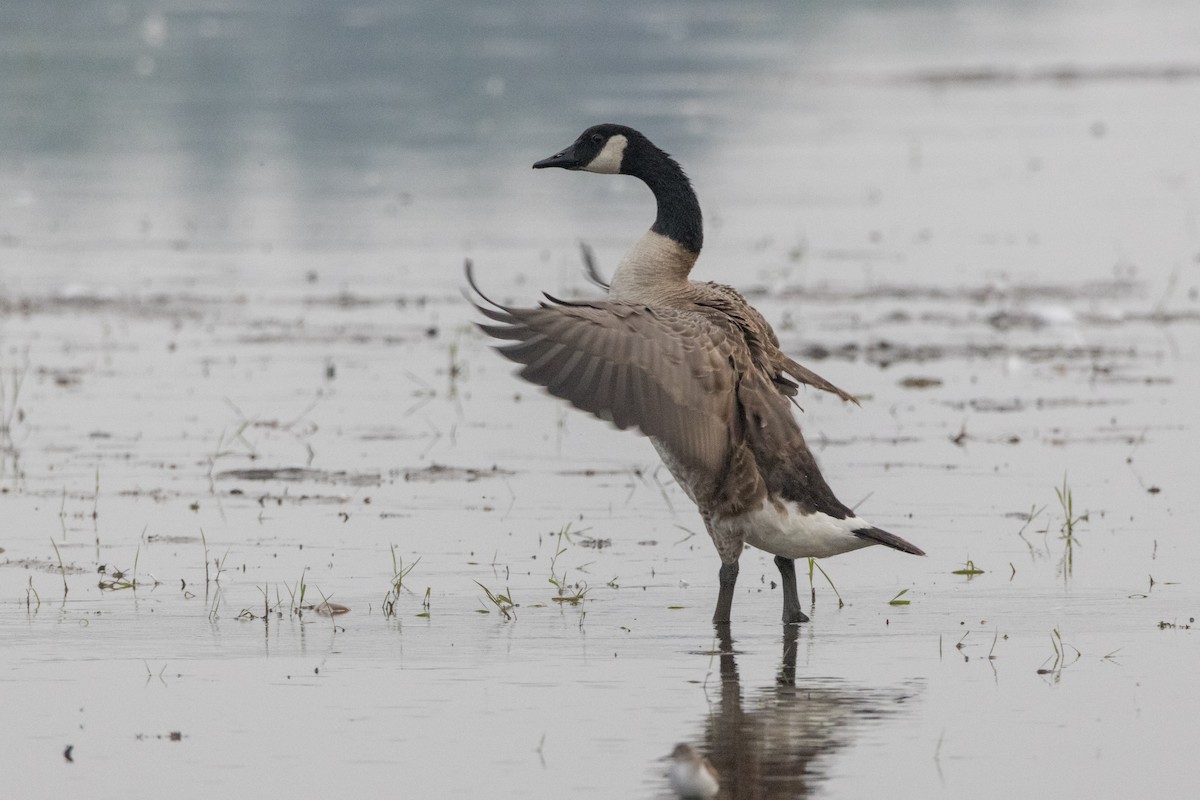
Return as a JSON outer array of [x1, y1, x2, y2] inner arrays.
[[584, 134, 627, 174]]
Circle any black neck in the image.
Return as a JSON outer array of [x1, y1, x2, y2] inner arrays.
[[625, 144, 703, 254]]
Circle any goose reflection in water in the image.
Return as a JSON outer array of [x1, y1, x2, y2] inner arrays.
[[665, 627, 921, 799]]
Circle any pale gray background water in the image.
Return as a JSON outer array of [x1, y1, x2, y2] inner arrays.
[[3, 1, 1199, 797]]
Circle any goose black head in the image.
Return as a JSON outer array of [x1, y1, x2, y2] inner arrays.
[[533, 123, 703, 254], [532, 123, 640, 174]]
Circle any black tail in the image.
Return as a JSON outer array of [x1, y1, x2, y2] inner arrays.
[[854, 527, 925, 556]]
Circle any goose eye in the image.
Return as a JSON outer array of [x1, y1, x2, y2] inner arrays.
[[591, 133, 604, 145]]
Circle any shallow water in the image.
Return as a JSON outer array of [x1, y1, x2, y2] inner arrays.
[[3, 1, 1199, 797]]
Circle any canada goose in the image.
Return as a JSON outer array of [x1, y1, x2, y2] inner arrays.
[[468, 123, 924, 626]]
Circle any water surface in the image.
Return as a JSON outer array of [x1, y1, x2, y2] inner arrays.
[[3, 1, 1199, 797]]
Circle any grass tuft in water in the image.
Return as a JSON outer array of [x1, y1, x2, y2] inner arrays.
[[1036, 628, 1082, 679], [548, 523, 589, 605], [1016, 503, 1046, 556], [475, 581, 516, 620], [415, 587, 432, 618], [99, 538, 158, 591], [807, 557, 844, 608], [1055, 474, 1088, 579], [382, 546, 420, 618], [26, 576, 40, 611], [951, 559, 985, 577], [283, 570, 309, 617], [207, 590, 222, 623], [200, 528, 210, 587], [238, 584, 285, 622], [49, 539, 69, 597]]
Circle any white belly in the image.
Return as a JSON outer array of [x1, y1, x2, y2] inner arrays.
[[724, 499, 874, 560]]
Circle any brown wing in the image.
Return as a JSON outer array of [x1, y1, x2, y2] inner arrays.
[[699, 283, 859, 406], [687, 286, 856, 516], [466, 263, 740, 474], [737, 367, 856, 518]]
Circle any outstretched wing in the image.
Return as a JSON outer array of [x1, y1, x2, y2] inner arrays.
[[466, 261, 740, 474]]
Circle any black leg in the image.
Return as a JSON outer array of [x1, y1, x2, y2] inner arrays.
[[713, 560, 739, 625], [774, 555, 810, 625]]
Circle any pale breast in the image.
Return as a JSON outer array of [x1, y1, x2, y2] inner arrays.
[[607, 230, 697, 305]]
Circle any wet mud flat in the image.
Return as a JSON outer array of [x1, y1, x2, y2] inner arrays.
[[3, 258, 1198, 798], [4, 1, 1200, 796]]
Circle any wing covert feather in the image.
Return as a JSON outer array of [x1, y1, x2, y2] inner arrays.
[[476, 297, 739, 473]]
